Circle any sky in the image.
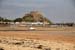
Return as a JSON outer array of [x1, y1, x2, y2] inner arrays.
[[0, 0, 75, 23]]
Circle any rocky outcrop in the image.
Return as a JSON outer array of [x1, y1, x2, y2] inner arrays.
[[22, 11, 52, 24]]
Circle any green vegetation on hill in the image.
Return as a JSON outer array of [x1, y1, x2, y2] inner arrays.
[[0, 11, 52, 24], [22, 14, 34, 22], [14, 18, 22, 22], [0, 16, 4, 22], [22, 11, 52, 24], [0, 17, 12, 22]]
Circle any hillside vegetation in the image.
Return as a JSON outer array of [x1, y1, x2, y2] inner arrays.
[[0, 11, 52, 24]]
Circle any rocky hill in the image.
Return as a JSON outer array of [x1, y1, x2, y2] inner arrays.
[[22, 11, 52, 24], [0, 11, 52, 24]]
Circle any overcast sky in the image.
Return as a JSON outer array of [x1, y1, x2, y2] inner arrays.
[[0, 0, 75, 23]]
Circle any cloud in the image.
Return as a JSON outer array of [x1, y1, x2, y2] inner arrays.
[[13, 3, 48, 9], [0, 0, 75, 22], [71, 0, 75, 7], [2, 0, 49, 9], [0, 0, 3, 7]]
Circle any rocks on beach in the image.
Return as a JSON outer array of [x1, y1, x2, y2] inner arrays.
[[0, 36, 75, 50]]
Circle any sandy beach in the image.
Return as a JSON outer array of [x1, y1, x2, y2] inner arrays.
[[0, 27, 75, 50]]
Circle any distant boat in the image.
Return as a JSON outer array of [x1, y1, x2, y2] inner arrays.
[[29, 27, 36, 30]]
